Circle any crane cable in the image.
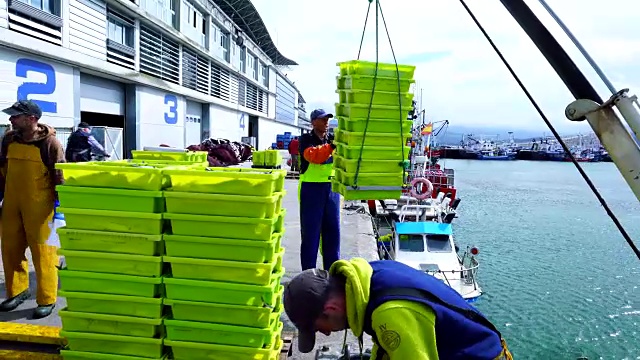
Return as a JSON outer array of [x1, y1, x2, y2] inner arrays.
[[457, 0, 640, 260], [352, 0, 407, 189]]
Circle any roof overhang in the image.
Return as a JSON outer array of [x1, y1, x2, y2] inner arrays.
[[212, 0, 298, 66]]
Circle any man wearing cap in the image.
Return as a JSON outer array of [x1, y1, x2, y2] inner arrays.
[[0, 100, 65, 318], [297, 109, 341, 271], [284, 258, 513, 359], [65, 122, 110, 162]]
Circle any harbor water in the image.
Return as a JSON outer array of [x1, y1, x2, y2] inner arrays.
[[448, 159, 640, 359]]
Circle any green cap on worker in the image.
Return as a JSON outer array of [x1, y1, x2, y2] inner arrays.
[[2, 100, 42, 119]]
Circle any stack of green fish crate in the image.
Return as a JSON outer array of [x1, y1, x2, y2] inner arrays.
[[55, 162, 168, 359], [161, 167, 287, 359], [333, 60, 416, 200], [252, 150, 283, 169]]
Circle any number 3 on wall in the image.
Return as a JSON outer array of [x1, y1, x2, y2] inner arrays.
[[164, 94, 178, 124], [15, 58, 58, 114]]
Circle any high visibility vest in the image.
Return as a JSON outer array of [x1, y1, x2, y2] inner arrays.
[[300, 156, 335, 183]]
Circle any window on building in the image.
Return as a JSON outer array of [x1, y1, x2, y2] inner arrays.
[[261, 62, 269, 87], [17, 0, 56, 14], [140, 0, 175, 27], [108, 14, 134, 47], [238, 44, 246, 72], [248, 54, 258, 80], [220, 31, 230, 62]]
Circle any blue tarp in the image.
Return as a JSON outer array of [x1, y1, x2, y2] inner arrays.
[[395, 222, 452, 235]]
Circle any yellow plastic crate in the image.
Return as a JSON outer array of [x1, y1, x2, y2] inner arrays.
[[337, 60, 416, 79]]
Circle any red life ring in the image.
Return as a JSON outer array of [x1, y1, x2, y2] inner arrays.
[[410, 178, 434, 200]]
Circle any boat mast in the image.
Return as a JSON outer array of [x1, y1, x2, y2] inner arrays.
[[498, 0, 640, 201]]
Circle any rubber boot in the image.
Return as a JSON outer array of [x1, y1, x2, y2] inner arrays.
[[0, 290, 30, 311], [32, 304, 55, 319]]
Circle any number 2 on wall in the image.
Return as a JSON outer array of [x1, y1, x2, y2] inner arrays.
[[164, 94, 178, 124], [15, 58, 58, 114]]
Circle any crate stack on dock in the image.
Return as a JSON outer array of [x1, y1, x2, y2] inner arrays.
[[331, 60, 416, 201], [161, 167, 288, 359], [56, 161, 169, 359], [252, 150, 283, 169]]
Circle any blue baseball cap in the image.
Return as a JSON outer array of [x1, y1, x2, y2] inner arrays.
[[310, 109, 333, 121]]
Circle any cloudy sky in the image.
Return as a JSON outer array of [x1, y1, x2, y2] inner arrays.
[[251, 0, 640, 134]]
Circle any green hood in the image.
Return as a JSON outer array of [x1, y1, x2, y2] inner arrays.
[[329, 258, 373, 337]]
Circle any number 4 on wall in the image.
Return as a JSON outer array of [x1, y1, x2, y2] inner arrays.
[[15, 58, 58, 114]]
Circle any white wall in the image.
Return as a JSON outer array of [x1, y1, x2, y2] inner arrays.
[[0, 47, 76, 128], [258, 117, 301, 150], [209, 103, 247, 141], [137, 85, 186, 148]]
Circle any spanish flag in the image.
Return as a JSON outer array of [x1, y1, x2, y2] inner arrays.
[[421, 123, 433, 135]]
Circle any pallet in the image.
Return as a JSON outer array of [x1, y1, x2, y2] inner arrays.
[[285, 171, 299, 179], [280, 331, 294, 359], [251, 165, 282, 169]]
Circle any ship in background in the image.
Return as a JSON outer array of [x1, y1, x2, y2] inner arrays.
[[437, 132, 612, 162]]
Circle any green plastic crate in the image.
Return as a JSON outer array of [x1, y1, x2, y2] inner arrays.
[[336, 75, 415, 93], [336, 144, 410, 161], [163, 191, 284, 219], [164, 210, 285, 240], [335, 155, 404, 174], [59, 250, 163, 277], [334, 168, 404, 187], [335, 103, 409, 120], [56, 186, 164, 213], [61, 331, 164, 358], [58, 208, 164, 235], [60, 309, 163, 338], [131, 150, 208, 162], [337, 90, 413, 107], [332, 180, 402, 201], [335, 129, 410, 147], [264, 150, 282, 167], [60, 291, 163, 318], [338, 118, 413, 134], [59, 270, 162, 297], [60, 350, 168, 360], [165, 319, 282, 348], [337, 60, 416, 79], [163, 167, 286, 196], [163, 232, 282, 262], [58, 228, 163, 256], [252, 151, 265, 166], [163, 299, 282, 328], [163, 271, 284, 307], [164, 248, 283, 285], [55, 163, 172, 191], [166, 339, 283, 360]]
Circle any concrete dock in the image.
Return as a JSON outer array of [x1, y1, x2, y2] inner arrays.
[[0, 177, 378, 358]]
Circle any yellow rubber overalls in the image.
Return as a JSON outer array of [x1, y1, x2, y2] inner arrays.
[[1, 141, 58, 305]]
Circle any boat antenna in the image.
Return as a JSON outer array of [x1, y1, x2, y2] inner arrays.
[[457, 0, 640, 260]]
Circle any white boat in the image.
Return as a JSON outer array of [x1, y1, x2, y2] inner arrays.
[[372, 204, 482, 302]]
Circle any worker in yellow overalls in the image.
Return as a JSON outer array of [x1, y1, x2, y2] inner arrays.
[[0, 100, 65, 319]]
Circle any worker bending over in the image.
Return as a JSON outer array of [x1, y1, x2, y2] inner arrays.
[[284, 258, 513, 360], [0, 100, 65, 319], [298, 109, 340, 271]]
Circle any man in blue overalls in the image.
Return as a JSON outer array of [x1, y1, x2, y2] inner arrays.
[[298, 109, 341, 271]]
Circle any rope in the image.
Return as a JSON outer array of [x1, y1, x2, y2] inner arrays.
[[457, 0, 640, 260], [352, 0, 407, 189]]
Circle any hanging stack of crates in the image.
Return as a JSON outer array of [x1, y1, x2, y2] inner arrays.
[[161, 167, 287, 359], [332, 60, 416, 200], [55, 162, 169, 359]]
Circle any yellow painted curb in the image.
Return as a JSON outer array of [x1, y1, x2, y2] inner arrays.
[[0, 323, 65, 346], [0, 350, 61, 359]]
